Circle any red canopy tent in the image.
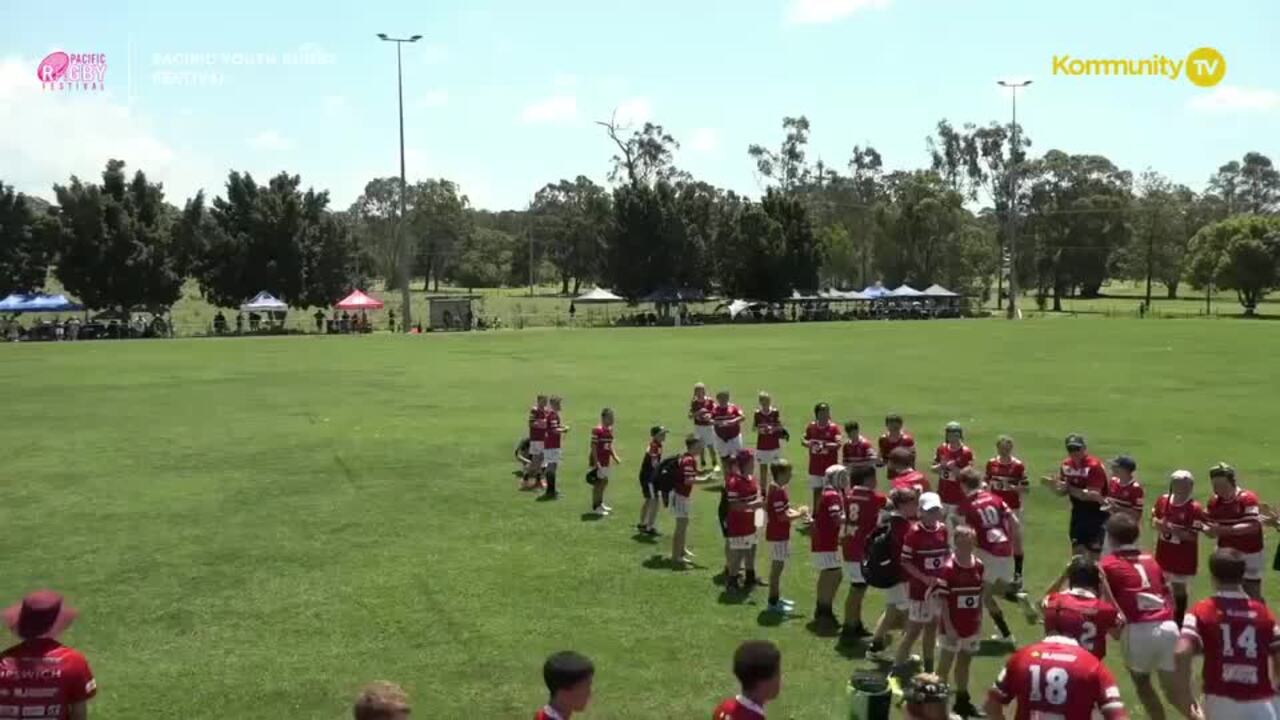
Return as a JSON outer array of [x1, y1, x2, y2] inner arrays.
[[334, 290, 384, 311]]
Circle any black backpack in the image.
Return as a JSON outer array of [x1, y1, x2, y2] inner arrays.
[[654, 457, 682, 493], [861, 517, 904, 589]]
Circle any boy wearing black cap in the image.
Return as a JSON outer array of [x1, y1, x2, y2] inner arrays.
[[537, 651, 594, 719], [1103, 454, 1144, 554], [0, 590, 97, 720], [1044, 433, 1109, 559], [637, 425, 667, 535]]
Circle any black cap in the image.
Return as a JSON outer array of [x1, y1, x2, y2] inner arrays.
[[1110, 455, 1136, 472], [1065, 433, 1086, 450], [650, 425, 667, 437]]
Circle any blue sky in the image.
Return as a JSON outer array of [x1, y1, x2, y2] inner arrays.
[[1, 0, 1276, 211]]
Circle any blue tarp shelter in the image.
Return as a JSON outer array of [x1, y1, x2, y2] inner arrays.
[[0, 293, 84, 313]]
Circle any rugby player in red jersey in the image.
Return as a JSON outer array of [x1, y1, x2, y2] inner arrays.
[[985, 620, 1130, 720], [840, 465, 886, 642], [879, 413, 916, 468], [1044, 433, 1109, 559], [811, 464, 849, 629], [764, 460, 807, 614], [1203, 463, 1265, 600], [1041, 556, 1123, 660], [985, 436, 1029, 589], [804, 402, 843, 512], [890, 492, 950, 681], [588, 408, 621, 517], [525, 394, 550, 490], [711, 390, 746, 464], [841, 421, 878, 473], [689, 382, 720, 474], [0, 591, 97, 720], [1174, 549, 1280, 720], [958, 468, 1037, 648], [1151, 470, 1205, 624], [932, 422, 974, 530], [753, 391, 785, 486], [1103, 455, 1144, 553], [725, 450, 764, 592], [541, 396, 569, 499], [1101, 514, 1180, 720], [670, 434, 704, 567], [713, 641, 781, 720], [867, 487, 921, 661], [889, 447, 931, 494], [535, 651, 593, 720], [935, 525, 986, 719]]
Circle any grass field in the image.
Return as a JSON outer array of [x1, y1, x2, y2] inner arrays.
[[2, 319, 1278, 719]]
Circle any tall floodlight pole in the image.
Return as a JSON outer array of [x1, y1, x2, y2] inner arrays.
[[378, 33, 422, 332], [998, 79, 1031, 319]]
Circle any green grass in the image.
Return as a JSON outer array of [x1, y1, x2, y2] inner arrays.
[[2, 319, 1277, 719]]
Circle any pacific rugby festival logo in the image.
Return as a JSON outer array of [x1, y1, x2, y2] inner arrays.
[[1052, 47, 1226, 87], [37, 51, 108, 91]]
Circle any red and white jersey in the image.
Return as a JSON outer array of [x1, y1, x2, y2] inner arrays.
[[690, 396, 715, 426], [842, 487, 887, 562], [901, 521, 950, 600], [713, 696, 767, 720], [712, 403, 744, 441], [1044, 589, 1121, 660], [1152, 495, 1205, 577], [811, 487, 845, 553], [0, 639, 97, 720], [804, 421, 842, 477], [529, 405, 549, 441], [935, 443, 974, 506], [543, 409, 563, 450], [724, 474, 761, 537], [986, 455, 1028, 511], [891, 469, 931, 494], [878, 431, 916, 461], [1206, 488, 1264, 554], [674, 453, 698, 498], [1107, 477, 1144, 516], [765, 485, 792, 542], [754, 407, 783, 451], [591, 425, 615, 467], [935, 555, 985, 638], [1060, 454, 1109, 510], [1100, 547, 1174, 624], [989, 636, 1128, 720], [841, 435, 877, 468], [535, 706, 565, 720], [1182, 591, 1280, 702], [961, 490, 1014, 557]]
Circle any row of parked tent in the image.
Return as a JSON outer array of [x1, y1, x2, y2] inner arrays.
[[0, 293, 85, 313], [572, 283, 960, 305]]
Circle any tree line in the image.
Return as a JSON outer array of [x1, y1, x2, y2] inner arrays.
[[2, 117, 1278, 316]]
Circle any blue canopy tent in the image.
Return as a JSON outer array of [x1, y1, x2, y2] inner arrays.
[[860, 284, 889, 299], [0, 293, 84, 313], [0, 294, 27, 312]]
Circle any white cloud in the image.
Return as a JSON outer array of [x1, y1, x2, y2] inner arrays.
[[787, 0, 891, 24], [322, 95, 347, 118], [613, 96, 652, 126], [248, 129, 294, 151], [420, 43, 449, 66], [519, 94, 578, 125], [417, 89, 449, 108], [1187, 85, 1280, 114], [689, 128, 720, 153]]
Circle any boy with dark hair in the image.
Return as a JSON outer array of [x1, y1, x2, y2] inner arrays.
[[353, 681, 410, 720], [637, 425, 667, 535], [588, 408, 620, 517], [537, 651, 594, 720], [878, 413, 916, 467], [1041, 556, 1122, 660], [542, 396, 568, 499], [764, 459, 807, 614], [725, 449, 764, 591], [840, 464, 886, 641], [670, 434, 703, 566], [713, 641, 782, 720]]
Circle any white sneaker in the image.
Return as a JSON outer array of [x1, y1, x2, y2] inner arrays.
[[600, 503, 613, 512]]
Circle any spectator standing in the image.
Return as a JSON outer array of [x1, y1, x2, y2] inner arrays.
[[0, 590, 97, 720], [353, 681, 410, 720], [313, 309, 324, 333]]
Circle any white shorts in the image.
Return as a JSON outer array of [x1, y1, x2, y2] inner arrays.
[[693, 424, 716, 446], [1165, 572, 1194, 586], [1123, 620, 1179, 674], [886, 582, 909, 610], [728, 534, 757, 551], [671, 494, 692, 519], [755, 449, 781, 465], [977, 550, 1015, 584], [809, 474, 825, 490], [909, 597, 940, 623], [1242, 551, 1264, 581], [939, 633, 981, 653], [813, 551, 841, 571], [713, 435, 743, 459], [594, 465, 613, 481], [542, 448, 562, 465], [529, 441, 544, 455], [1203, 694, 1280, 720], [770, 541, 790, 562], [844, 562, 865, 585]]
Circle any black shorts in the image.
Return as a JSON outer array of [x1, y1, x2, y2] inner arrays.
[[639, 475, 657, 500], [1070, 514, 1106, 551], [718, 493, 730, 538]]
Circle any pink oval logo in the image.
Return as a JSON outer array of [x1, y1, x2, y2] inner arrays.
[[37, 52, 70, 82]]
